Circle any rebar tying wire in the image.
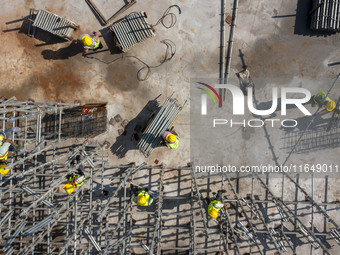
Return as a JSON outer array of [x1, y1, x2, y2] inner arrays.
[[84, 39, 176, 81], [84, 5, 181, 81], [152, 5, 181, 29]]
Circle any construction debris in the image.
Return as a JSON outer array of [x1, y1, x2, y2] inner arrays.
[[114, 114, 123, 123], [121, 119, 129, 128], [109, 117, 116, 126]]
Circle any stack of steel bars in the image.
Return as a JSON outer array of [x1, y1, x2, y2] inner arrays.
[[110, 11, 155, 52], [137, 97, 183, 157], [30, 9, 78, 40], [311, 0, 340, 32]]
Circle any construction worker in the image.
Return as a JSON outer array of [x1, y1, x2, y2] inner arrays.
[[0, 128, 24, 175], [82, 32, 103, 53], [312, 92, 336, 114], [63, 167, 85, 194], [207, 190, 225, 219], [162, 130, 179, 150], [131, 185, 154, 206]]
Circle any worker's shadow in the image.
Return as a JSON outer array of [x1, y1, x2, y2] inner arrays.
[[4, 17, 67, 46], [280, 113, 333, 132], [252, 97, 314, 119], [99, 27, 123, 55], [41, 40, 84, 60], [111, 97, 160, 158]]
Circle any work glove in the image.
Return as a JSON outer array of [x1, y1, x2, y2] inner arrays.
[[215, 203, 224, 208], [16, 145, 25, 153]]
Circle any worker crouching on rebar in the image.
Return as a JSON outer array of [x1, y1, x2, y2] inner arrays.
[[81, 32, 103, 53], [312, 92, 336, 114], [207, 190, 225, 219], [0, 127, 25, 175], [63, 158, 86, 194], [131, 185, 154, 206], [162, 130, 180, 150]]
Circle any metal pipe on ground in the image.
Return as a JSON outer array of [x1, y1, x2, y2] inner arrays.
[[223, 0, 239, 100]]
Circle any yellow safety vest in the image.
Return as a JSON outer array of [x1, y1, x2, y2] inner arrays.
[[68, 175, 85, 188], [84, 37, 100, 49], [208, 200, 222, 214], [0, 135, 5, 146], [0, 136, 8, 160], [314, 92, 331, 108]]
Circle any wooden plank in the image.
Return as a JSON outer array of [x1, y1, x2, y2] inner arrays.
[[106, 0, 137, 25], [85, 0, 107, 25]]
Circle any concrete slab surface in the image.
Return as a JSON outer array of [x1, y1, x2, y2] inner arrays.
[[0, 0, 340, 254]]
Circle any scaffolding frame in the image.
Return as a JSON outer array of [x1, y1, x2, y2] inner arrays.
[[2, 165, 340, 254], [0, 98, 339, 254]]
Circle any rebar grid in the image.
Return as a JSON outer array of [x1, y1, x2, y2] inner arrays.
[[0, 98, 339, 254], [2, 165, 340, 254]]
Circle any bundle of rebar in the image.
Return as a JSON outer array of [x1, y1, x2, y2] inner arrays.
[[31, 9, 78, 40], [137, 97, 183, 157], [311, 0, 340, 32], [110, 11, 155, 52]]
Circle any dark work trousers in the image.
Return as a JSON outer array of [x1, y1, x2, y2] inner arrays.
[[207, 190, 224, 204]]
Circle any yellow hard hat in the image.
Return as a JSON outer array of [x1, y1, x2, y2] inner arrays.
[[326, 101, 336, 111], [63, 183, 75, 194], [0, 164, 9, 175], [137, 194, 147, 205], [166, 134, 177, 143], [82, 35, 92, 46], [209, 209, 218, 219]]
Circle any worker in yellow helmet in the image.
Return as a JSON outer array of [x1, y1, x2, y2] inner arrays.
[[0, 127, 25, 175], [131, 185, 154, 206], [0, 163, 9, 175], [162, 130, 180, 150], [63, 167, 86, 194], [81, 32, 103, 53], [207, 190, 225, 219], [312, 92, 336, 114]]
